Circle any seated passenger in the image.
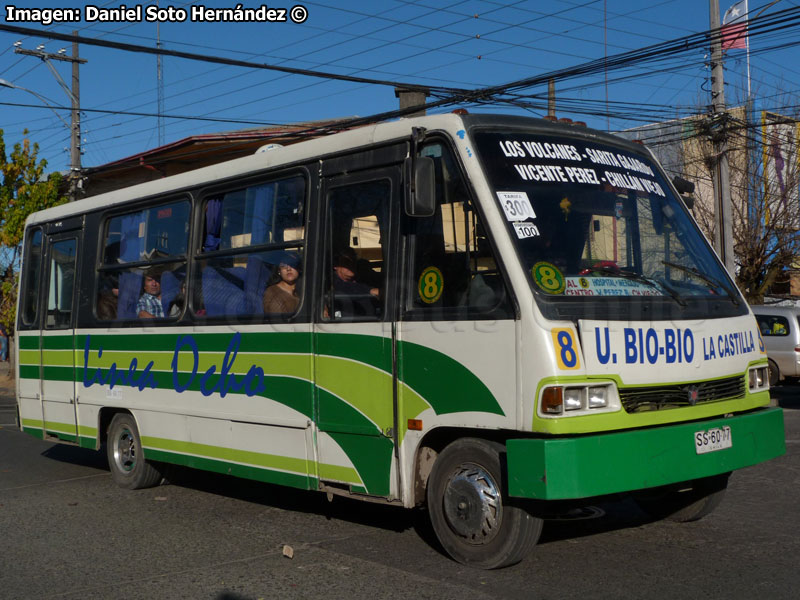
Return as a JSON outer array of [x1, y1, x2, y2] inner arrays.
[[329, 249, 380, 318], [168, 282, 186, 317], [333, 249, 379, 298], [263, 252, 301, 314], [97, 289, 118, 320], [137, 267, 165, 319]]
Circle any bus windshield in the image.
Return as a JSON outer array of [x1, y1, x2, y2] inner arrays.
[[473, 130, 745, 321]]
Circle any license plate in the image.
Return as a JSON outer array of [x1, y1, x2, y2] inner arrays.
[[694, 426, 732, 454]]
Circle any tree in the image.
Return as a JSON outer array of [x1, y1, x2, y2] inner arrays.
[[0, 129, 67, 333], [679, 105, 800, 304]]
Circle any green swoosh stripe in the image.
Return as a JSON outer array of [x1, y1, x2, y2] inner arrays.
[[398, 340, 504, 416]]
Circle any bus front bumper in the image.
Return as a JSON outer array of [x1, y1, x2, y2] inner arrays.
[[505, 407, 785, 500]]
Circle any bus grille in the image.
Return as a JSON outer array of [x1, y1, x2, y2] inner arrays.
[[619, 376, 746, 413]]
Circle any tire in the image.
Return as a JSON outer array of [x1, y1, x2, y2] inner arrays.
[[426, 438, 543, 569], [768, 360, 780, 387], [633, 473, 729, 523], [106, 413, 162, 489]]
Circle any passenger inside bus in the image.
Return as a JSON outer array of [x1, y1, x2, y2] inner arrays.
[[330, 248, 380, 318], [262, 251, 302, 314], [167, 281, 186, 317], [137, 267, 165, 319], [96, 272, 119, 320]]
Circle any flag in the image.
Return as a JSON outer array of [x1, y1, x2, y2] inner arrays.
[[721, 0, 748, 51]]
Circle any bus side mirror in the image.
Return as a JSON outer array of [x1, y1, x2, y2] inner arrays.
[[672, 176, 695, 210], [405, 156, 436, 217]]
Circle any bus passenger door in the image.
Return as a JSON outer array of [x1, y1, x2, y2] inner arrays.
[[40, 229, 82, 443], [396, 139, 518, 467], [313, 166, 401, 499]]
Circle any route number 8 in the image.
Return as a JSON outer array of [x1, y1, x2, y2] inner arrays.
[[551, 328, 580, 370]]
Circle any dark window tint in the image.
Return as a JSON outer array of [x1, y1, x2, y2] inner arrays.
[[46, 238, 77, 329], [756, 314, 790, 337], [103, 200, 190, 264], [96, 199, 190, 322], [322, 179, 389, 322], [195, 176, 306, 320], [403, 142, 513, 320], [20, 228, 43, 326]]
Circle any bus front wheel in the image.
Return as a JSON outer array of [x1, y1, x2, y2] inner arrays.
[[633, 473, 729, 523], [426, 438, 542, 569], [106, 413, 162, 490]]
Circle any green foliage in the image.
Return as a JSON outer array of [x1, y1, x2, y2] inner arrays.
[[0, 128, 68, 334]]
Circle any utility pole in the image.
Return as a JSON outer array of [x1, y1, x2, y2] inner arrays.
[[70, 32, 81, 201], [15, 31, 87, 201], [709, 0, 735, 273], [156, 4, 165, 146]]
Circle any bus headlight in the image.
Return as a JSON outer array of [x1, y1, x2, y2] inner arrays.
[[588, 386, 607, 408], [748, 366, 768, 391], [539, 383, 619, 417], [564, 388, 583, 411]]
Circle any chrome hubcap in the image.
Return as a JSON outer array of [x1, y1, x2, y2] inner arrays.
[[113, 427, 136, 472], [442, 462, 502, 544]]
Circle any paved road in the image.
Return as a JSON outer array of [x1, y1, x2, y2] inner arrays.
[[1, 383, 797, 599]]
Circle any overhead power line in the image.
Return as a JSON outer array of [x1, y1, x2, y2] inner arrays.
[[3, 6, 799, 170], [0, 22, 462, 96]]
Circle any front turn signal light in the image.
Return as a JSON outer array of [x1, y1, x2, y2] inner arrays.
[[542, 387, 563, 414]]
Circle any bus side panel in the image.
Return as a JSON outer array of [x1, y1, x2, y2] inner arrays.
[[396, 320, 518, 505], [76, 327, 320, 490], [17, 331, 43, 437], [135, 412, 317, 491]]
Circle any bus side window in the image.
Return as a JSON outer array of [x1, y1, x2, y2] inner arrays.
[[321, 179, 389, 321], [46, 238, 77, 329], [194, 175, 307, 320], [95, 199, 190, 323], [20, 228, 43, 327], [404, 142, 513, 320]]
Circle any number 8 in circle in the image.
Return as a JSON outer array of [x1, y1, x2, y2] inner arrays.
[[532, 261, 565, 295]]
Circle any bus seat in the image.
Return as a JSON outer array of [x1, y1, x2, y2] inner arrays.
[[202, 266, 248, 316], [117, 270, 143, 319], [244, 256, 272, 315], [160, 271, 180, 315]]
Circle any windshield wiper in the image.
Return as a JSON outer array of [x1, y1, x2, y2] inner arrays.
[[584, 265, 687, 306], [662, 261, 741, 306]]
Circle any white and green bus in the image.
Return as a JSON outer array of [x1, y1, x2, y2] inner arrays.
[[15, 113, 785, 568]]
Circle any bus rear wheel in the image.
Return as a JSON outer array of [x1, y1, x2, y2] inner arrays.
[[106, 413, 162, 490], [426, 438, 542, 569], [633, 473, 729, 523]]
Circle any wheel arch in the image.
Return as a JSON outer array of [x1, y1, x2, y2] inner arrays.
[[410, 426, 512, 507], [97, 406, 134, 447]]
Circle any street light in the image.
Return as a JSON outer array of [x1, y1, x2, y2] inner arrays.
[[0, 77, 71, 130]]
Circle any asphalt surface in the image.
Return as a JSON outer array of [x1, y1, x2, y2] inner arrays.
[[1, 372, 798, 599]]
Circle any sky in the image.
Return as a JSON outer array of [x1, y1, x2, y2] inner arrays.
[[0, 0, 798, 176]]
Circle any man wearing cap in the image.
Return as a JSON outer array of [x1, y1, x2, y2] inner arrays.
[[333, 249, 379, 298], [137, 268, 164, 318], [330, 249, 380, 318]]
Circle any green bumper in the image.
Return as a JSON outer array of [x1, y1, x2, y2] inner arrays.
[[506, 407, 786, 500]]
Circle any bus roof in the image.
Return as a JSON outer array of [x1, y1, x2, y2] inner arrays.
[[25, 112, 647, 227]]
